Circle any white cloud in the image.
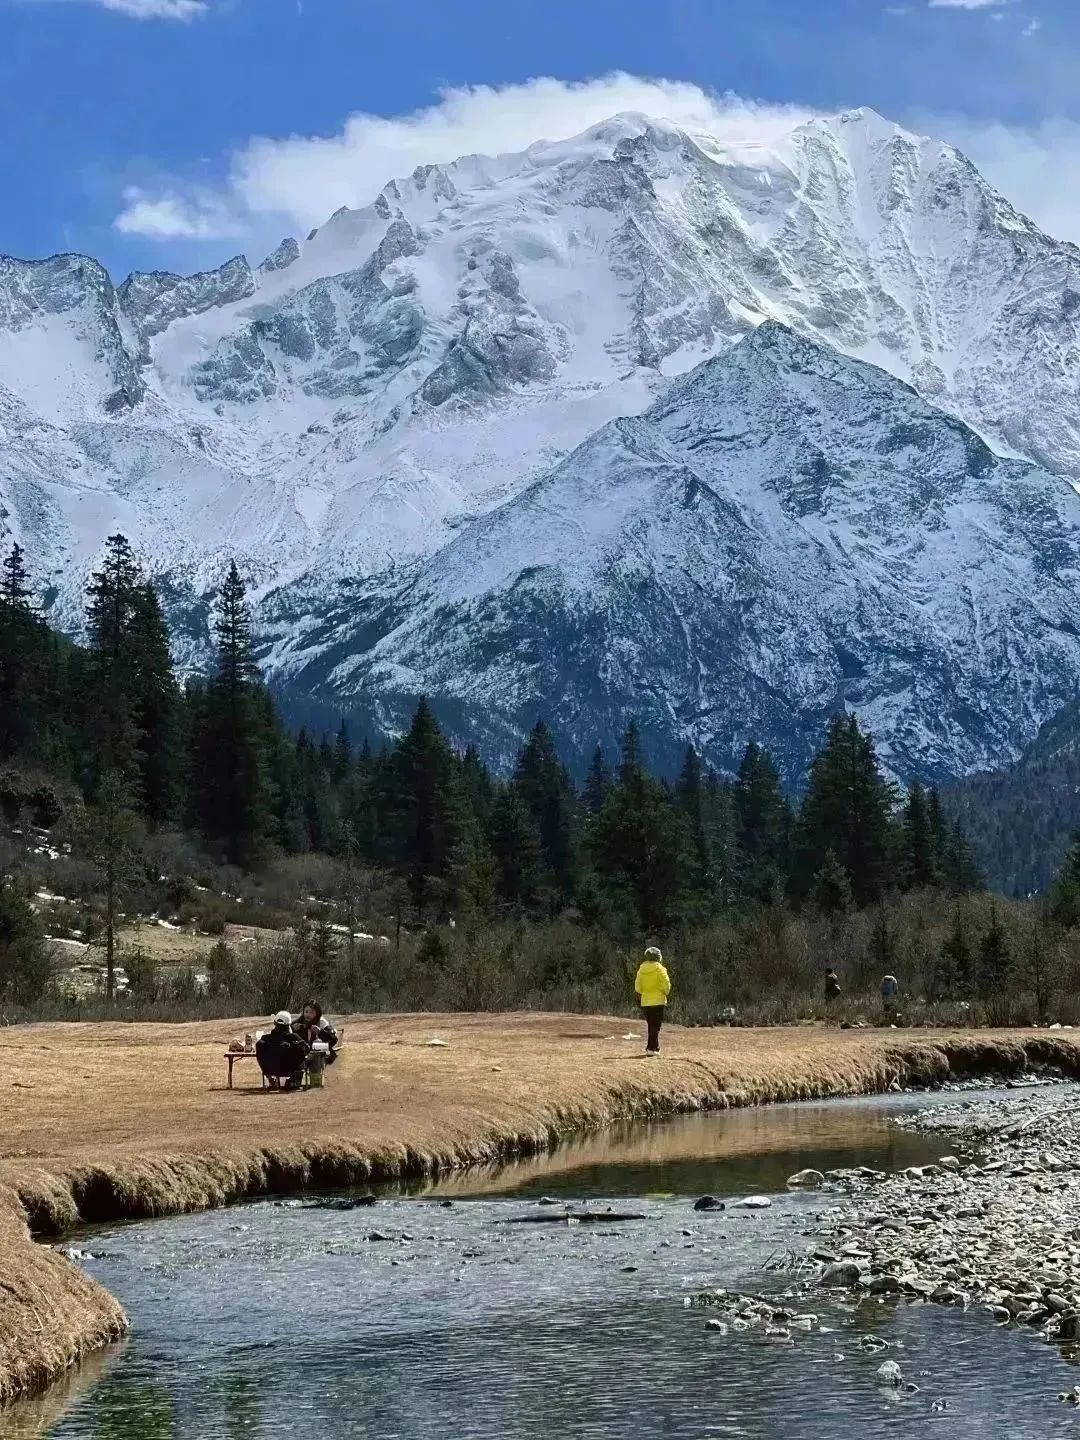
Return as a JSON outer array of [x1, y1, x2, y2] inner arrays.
[[114, 188, 243, 240], [113, 74, 816, 241], [1022, 16, 1042, 34], [943, 116, 1080, 245], [34, 0, 208, 16], [928, 0, 1009, 9], [111, 72, 1080, 253], [102, 0, 206, 15]]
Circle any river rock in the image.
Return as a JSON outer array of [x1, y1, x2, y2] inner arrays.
[[733, 1196, 773, 1210], [867, 1273, 903, 1295], [693, 1195, 725, 1212], [705, 1319, 728, 1333], [876, 1361, 904, 1387], [819, 1261, 864, 1288], [787, 1169, 826, 1189]]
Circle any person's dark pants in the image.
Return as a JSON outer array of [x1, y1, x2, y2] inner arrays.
[[643, 1005, 665, 1053]]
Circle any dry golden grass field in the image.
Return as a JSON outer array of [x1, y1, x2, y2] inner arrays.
[[2, 1012, 1079, 1411]]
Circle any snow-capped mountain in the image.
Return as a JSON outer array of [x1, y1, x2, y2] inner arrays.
[[263, 322, 1080, 782], [4, 106, 1080, 776]]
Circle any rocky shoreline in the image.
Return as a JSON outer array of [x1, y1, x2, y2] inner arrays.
[[792, 1079, 1080, 1400]]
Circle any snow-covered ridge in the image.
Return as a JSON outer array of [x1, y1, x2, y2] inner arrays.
[[3, 106, 1080, 776]]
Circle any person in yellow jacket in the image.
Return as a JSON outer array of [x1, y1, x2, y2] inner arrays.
[[634, 946, 671, 1055]]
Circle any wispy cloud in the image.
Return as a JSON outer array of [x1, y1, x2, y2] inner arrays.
[[112, 75, 817, 241], [24, 0, 207, 19], [927, 0, 1009, 9], [109, 73, 1080, 253], [115, 188, 242, 239], [1022, 16, 1042, 34]]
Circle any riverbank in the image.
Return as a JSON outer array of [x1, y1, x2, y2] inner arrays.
[[798, 1080, 1080, 1389], [2, 1014, 1079, 1406]]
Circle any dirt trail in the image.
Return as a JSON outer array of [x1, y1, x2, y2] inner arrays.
[[2, 1013, 1078, 1406]]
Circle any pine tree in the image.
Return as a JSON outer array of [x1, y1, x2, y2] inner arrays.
[[704, 770, 740, 910], [676, 745, 713, 908], [332, 719, 352, 784], [1048, 833, 1080, 927], [85, 534, 142, 784], [792, 713, 896, 907], [900, 780, 942, 891], [583, 745, 612, 818], [0, 881, 52, 1005], [129, 583, 180, 827], [591, 722, 687, 934], [513, 720, 578, 905], [812, 849, 852, 917], [867, 902, 898, 976], [936, 907, 973, 1001], [489, 787, 544, 909], [81, 768, 141, 1000], [734, 741, 787, 905], [193, 563, 272, 869], [977, 902, 1012, 1003], [391, 698, 466, 915], [0, 543, 45, 760]]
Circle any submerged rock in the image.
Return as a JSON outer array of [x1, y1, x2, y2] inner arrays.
[[787, 1169, 826, 1189]]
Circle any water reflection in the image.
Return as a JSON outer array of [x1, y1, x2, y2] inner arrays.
[[38, 1091, 1078, 1439], [414, 1093, 955, 1200]]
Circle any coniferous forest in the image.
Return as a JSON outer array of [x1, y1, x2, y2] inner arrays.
[[3, 535, 1080, 1027]]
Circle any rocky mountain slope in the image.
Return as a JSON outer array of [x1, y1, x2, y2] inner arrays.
[[4, 106, 1080, 776], [265, 322, 1080, 781]]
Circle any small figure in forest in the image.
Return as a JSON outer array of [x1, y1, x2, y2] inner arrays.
[[881, 973, 899, 1022], [635, 946, 671, 1056], [824, 968, 842, 1007]]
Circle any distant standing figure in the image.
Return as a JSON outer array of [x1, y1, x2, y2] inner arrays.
[[256, 1011, 310, 1091], [824, 969, 841, 1007], [635, 946, 671, 1056], [881, 974, 899, 1021]]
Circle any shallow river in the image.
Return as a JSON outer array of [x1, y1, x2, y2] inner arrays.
[[28, 1091, 1080, 1438]]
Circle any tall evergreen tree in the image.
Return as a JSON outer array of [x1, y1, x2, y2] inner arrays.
[[1048, 832, 1080, 927], [193, 563, 272, 868], [391, 698, 466, 914], [977, 902, 1013, 1001], [792, 713, 896, 907], [591, 722, 686, 934], [734, 741, 788, 905], [676, 745, 713, 906], [84, 534, 142, 784], [129, 583, 180, 827], [0, 543, 45, 761], [936, 907, 973, 1001], [513, 720, 578, 904], [583, 745, 612, 818], [900, 779, 942, 891], [489, 786, 544, 909], [81, 768, 140, 1000], [0, 880, 52, 1005]]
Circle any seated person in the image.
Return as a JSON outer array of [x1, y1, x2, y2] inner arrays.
[[293, 1000, 340, 1064], [256, 1011, 310, 1090]]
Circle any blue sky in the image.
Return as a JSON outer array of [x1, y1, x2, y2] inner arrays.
[[1, 0, 1077, 277]]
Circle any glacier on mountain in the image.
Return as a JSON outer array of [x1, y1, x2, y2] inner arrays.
[[3, 106, 1080, 777]]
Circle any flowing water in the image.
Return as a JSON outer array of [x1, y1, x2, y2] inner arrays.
[[31, 1091, 1080, 1438]]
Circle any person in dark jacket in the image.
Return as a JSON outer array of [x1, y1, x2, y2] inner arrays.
[[256, 1012, 310, 1090], [824, 969, 842, 1007], [293, 1001, 339, 1064]]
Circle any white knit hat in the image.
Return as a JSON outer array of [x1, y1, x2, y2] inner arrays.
[[274, 1010, 292, 1026]]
